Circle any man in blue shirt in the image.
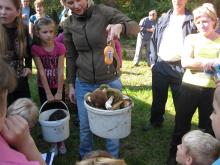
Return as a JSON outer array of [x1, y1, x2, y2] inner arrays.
[[133, 10, 157, 66], [21, 0, 35, 26]]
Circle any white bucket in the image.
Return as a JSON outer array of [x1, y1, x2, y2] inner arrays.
[[84, 96, 133, 139], [38, 101, 70, 143]]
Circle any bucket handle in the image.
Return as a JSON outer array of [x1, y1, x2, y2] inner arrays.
[[39, 100, 69, 114]]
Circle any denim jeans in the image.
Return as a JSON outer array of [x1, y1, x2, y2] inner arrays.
[[75, 78, 122, 158]]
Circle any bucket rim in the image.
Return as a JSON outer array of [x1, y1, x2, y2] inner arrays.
[[39, 100, 69, 114], [38, 109, 70, 126], [84, 100, 133, 115]]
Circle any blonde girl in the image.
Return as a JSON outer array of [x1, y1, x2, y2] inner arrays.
[[31, 17, 66, 155], [0, 0, 32, 105]]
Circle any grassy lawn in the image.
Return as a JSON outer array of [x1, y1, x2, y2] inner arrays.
[[29, 40, 199, 165]]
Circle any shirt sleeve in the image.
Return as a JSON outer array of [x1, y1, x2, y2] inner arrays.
[[31, 45, 40, 57], [29, 15, 35, 24], [56, 41, 66, 56]]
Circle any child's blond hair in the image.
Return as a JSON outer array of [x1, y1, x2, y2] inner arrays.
[[75, 157, 126, 165], [7, 98, 39, 128], [182, 130, 220, 165], [75, 150, 127, 165], [34, 0, 44, 7]]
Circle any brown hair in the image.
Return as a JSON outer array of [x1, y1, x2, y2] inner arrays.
[[33, 17, 55, 45], [0, 58, 17, 115]]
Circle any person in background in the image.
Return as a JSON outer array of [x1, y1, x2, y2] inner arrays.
[[210, 86, 220, 165], [0, 0, 32, 106], [133, 9, 157, 66], [63, 0, 139, 159], [0, 58, 46, 165], [32, 17, 66, 155], [21, 0, 35, 26], [168, 3, 219, 165], [29, 0, 50, 38], [144, 0, 196, 132], [58, 0, 72, 34], [176, 130, 220, 165]]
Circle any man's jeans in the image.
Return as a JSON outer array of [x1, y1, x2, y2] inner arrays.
[[75, 78, 122, 158]]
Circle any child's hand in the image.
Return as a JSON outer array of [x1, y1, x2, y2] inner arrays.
[[1, 115, 31, 150], [22, 68, 32, 77], [47, 93, 55, 102], [54, 92, 62, 101]]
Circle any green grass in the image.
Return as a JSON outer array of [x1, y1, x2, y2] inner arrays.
[[30, 42, 199, 165]]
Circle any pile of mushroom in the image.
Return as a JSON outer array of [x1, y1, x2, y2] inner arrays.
[[85, 84, 132, 110]]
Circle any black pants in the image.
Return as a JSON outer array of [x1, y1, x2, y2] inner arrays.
[[8, 77, 30, 106], [150, 64, 182, 125], [169, 83, 214, 155]]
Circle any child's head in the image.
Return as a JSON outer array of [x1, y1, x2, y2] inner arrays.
[[34, 0, 44, 14], [21, 0, 31, 8], [176, 130, 220, 165], [33, 17, 56, 45], [0, 58, 16, 131], [75, 150, 127, 165], [0, 0, 21, 26], [7, 98, 39, 129], [210, 86, 220, 139], [75, 157, 127, 165]]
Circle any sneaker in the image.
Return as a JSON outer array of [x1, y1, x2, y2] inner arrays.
[[58, 142, 67, 155], [49, 143, 58, 156]]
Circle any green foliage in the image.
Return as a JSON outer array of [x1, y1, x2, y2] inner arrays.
[[42, 0, 219, 22]]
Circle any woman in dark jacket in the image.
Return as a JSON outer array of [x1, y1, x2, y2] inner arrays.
[[63, 0, 139, 159]]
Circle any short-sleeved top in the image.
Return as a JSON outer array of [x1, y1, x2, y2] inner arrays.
[[29, 14, 50, 24], [0, 135, 39, 165], [182, 34, 220, 88], [31, 40, 66, 88]]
